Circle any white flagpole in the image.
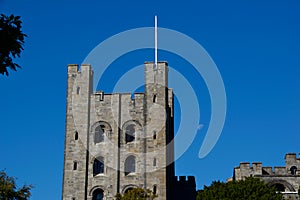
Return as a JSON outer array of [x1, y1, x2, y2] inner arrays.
[[155, 15, 158, 68]]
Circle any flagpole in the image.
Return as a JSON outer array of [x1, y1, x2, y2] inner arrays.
[[155, 15, 158, 68]]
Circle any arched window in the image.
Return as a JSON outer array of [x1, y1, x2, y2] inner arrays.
[[125, 124, 135, 143], [93, 157, 104, 176], [92, 188, 104, 200], [290, 166, 297, 175], [95, 125, 105, 143], [125, 155, 136, 176], [74, 131, 78, 140]]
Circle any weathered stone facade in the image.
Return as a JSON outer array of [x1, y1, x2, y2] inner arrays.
[[62, 62, 196, 200], [231, 153, 300, 200]]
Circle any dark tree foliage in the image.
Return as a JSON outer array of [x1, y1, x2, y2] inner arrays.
[[197, 177, 282, 200], [0, 170, 32, 200], [0, 14, 27, 76], [116, 188, 157, 200]]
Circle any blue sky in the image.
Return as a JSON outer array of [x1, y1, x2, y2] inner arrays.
[[1, 0, 300, 199]]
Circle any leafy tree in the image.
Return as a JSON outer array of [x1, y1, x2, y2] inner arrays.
[[116, 187, 157, 200], [0, 170, 32, 200], [197, 177, 282, 200], [0, 14, 27, 76]]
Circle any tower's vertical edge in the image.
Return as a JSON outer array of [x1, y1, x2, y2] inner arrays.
[[144, 61, 174, 200], [62, 64, 93, 200]]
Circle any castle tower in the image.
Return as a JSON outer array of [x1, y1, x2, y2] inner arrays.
[[62, 61, 175, 200]]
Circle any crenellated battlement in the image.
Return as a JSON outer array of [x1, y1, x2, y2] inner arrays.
[[172, 176, 196, 200], [94, 91, 145, 101], [231, 153, 300, 200], [67, 64, 93, 74], [174, 176, 196, 184], [233, 153, 300, 178]]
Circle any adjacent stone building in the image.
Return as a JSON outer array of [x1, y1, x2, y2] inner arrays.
[[62, 62, 196, 200], [231, 153, 300, 200]]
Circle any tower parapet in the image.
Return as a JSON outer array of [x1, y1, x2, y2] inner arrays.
[[230, 153, 300, 200]]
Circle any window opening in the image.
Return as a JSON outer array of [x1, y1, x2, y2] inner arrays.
[[75, 131, 78, 140], [93, 157, 104, 176], [92, 188, 104, 200], [153, 131, 157, 140], [125, 155, 136, 176], [291, 166, 297, 175], [153, 185, 157, 195], [153, 94, 157, 103], [125, 124, 135, 143], [153, 158, 157, 166], [73, 161, 77, 170], [95, 125, 105, 143]]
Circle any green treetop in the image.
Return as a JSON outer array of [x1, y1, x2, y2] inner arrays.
[[197, 177, 282, 200]]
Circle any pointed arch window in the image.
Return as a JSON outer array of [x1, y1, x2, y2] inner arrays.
[[125, 155, 136, 176], [92, 188, 104, 200], [95, 125, 105, 143], [93, 157, 104, 176]]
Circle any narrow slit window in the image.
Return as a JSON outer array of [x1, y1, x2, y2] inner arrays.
[[153, 131, 157, 140], [153, 158, 157, 166], [153, 94, 157, 103], [75, 131, 78, 140], [153, 185, 157, 194], [76, 87, 80, 95], [73, 161, 77, 170]]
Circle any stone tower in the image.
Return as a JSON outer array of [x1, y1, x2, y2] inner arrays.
[[62, 62, 176, 200]]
